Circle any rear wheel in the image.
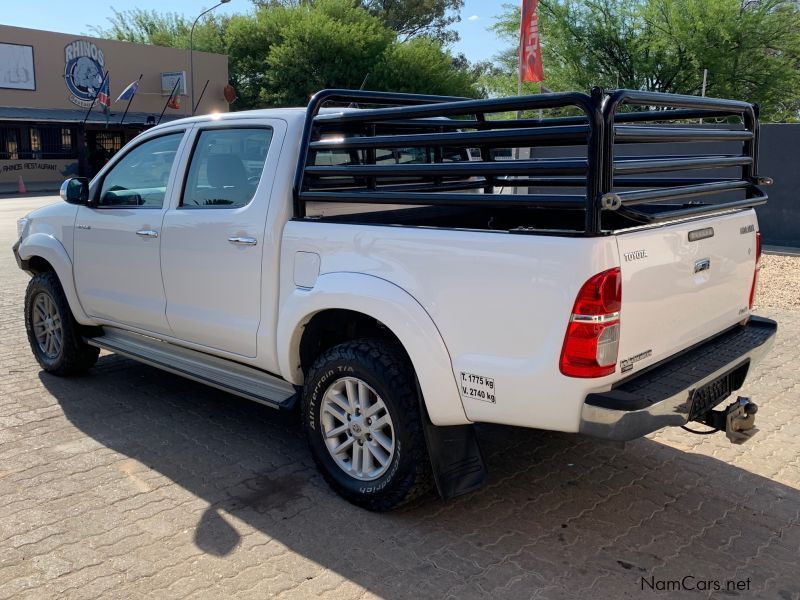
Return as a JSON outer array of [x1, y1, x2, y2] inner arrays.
[[24, 271, 99, 376], [302, 338, 432, 511]]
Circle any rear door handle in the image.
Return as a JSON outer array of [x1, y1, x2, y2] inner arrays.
[[228, 236, 257, 246], [136, 230, 159, 238]]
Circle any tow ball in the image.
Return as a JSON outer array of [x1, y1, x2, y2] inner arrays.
[[700, 396, 759, 444]]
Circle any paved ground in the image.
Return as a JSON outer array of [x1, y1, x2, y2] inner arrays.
[[1, 196, 798, 600]]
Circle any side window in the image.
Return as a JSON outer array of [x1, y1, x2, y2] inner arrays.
[[182, 127, 273, 208], [98, 133, 183, 208]]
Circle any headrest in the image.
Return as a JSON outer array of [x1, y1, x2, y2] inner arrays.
[[207, 154, 247, 188]]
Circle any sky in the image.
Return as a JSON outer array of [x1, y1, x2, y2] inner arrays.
[[2, 0, 511, 64], [451, 0, 510, 63]]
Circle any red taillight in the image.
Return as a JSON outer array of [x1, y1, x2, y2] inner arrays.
[[560, 268, 621, 378], [748, 231, 762, 310]]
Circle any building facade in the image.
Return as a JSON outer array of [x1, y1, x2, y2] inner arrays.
[[0, 25, 229, 192]]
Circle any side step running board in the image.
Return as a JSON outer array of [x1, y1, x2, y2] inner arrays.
[[86, 327, 297, 409]]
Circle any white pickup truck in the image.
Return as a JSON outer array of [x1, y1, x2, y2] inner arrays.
[[13, 88, 777, 510]]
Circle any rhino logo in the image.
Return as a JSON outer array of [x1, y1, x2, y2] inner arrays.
[[64, 40, 106, 108]]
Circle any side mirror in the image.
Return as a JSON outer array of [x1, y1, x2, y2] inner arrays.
[[60, 177, 89, 205]]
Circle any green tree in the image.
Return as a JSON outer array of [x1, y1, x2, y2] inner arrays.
[[89, 9, 227, 52], [487, 0, 800, 121], [361, 0, 464, 42], [258, 0, 394, 106], [91, 1, 482, 110], [372, 37, 478, 97], [255, 0, 465, 42], [644, 0, 800, 120]]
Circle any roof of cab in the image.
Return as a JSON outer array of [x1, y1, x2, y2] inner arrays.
[[151, 106, 348, 131]]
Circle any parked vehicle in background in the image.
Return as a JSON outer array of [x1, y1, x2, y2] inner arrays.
[[13, 88, 777, 510]]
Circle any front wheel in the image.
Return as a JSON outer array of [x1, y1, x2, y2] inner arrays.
[[302, 339, 432, 511], [24, 271, 99, 376]]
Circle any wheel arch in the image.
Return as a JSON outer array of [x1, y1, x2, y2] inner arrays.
[[17, 233, 93, 325], [277, 273, 469, 426]]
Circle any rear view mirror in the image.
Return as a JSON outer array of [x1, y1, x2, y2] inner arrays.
[[60, 177, 89, 205]]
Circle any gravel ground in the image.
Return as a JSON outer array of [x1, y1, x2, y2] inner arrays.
[[756, 253, 800, 310]]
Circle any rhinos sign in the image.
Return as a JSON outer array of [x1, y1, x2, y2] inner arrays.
[[64, 40, 106, 108]]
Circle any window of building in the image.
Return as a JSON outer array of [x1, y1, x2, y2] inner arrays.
[[61, 128, 72, 149], [27, 126, 77, 159], [0, 126, 21, 160], [93, 131, 122, 154], [29, 128, 40, 154]]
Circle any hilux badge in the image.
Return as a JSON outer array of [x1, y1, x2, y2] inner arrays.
[[620, 349, 653, 373]]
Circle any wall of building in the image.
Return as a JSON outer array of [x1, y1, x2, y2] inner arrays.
[[756, 124, 800, 248], [0, 25, 229, 192], [0, 25, 229, 116]]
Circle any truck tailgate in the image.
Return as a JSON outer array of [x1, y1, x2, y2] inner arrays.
[[615, 210, 759, 375]]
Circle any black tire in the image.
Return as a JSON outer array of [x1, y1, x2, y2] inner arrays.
[[302, 338, 433, 511], [24, 271, 99, 376]]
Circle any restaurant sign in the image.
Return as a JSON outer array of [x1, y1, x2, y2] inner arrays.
[[64, 40, 106, 108]]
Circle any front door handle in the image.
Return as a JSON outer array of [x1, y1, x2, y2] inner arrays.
[[228, 236, 257, 246], [136, 229, 159, 238]]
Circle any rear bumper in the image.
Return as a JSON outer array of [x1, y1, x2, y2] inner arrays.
[[579, 316, 777, 441]]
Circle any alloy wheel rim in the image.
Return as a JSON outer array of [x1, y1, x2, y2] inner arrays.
[[31, 292, 63, 360], [320, 377, 396, 481]]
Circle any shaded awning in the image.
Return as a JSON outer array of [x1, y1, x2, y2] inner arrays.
[[0, 105, 182, 126]]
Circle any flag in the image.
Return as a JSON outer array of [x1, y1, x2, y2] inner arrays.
[[519, 0, 544, 83], [167, 95, 181, 110], [116, 80, 139, 102], [97, 74, 111, 113], [97, 73, 111, 127]]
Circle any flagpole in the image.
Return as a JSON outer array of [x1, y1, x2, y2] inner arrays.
[[157, 78, 180, 126], [119, 74, 143, 126], [192, 79, 210, 114], [516, 3, 524, 164], [516, 3, 523, 117], [82, 70, 110, 126]]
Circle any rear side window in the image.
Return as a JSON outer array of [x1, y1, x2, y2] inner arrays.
[[182, 127, 273, 209]]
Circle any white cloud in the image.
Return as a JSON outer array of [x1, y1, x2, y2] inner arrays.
[[467, 15, 480, 21]]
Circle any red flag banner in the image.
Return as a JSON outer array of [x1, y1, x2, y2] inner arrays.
[[97, 73, 111, 113], [519, 0, 544, 83]]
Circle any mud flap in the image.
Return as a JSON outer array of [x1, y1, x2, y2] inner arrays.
[[417, 389, 488, 500]]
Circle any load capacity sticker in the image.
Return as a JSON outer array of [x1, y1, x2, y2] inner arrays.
[[460, 372, 496, 403]]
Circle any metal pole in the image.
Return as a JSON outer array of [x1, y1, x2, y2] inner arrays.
[[119, 73, 143, 125], [193, 79, 210, 114], [347, 73, 370, 108], [189, 34, 194, 116], [157, 78, 180, 126], [515, 9, 523, 167], [699, 69, 708, 123], [190, 1, 227, 116], [82, 70, 109, 126]]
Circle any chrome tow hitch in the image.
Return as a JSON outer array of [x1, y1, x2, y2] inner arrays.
[[686, 396, 759, 443], [724, 396, 758, 444]]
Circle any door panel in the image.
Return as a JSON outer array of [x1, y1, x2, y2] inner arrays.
[[160, 121, 285, 357], [73, 131, 186, 333]]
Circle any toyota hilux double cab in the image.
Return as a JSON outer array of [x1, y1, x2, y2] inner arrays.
[[13, 88, 777, 510]]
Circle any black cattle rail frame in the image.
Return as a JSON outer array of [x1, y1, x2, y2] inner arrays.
[[293, 87, 771, 235]]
